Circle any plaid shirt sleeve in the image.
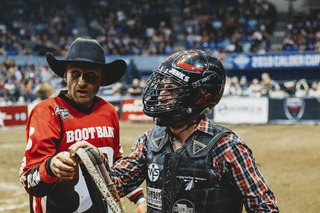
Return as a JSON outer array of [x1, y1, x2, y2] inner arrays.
[[212, 133, 279, 212], [108, 130, 150, 197]]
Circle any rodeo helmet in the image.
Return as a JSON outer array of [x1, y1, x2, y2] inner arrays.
[[142, 49, 226, 127]]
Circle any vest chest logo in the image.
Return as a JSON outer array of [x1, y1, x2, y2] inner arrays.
[[53, 104, 73, 121], [148, 163, 160, 182], [173, 199, 195, 213], [177, 175, 207, 191]]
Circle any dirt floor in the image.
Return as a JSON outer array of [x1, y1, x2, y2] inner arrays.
[[1, 122, 319, 213]]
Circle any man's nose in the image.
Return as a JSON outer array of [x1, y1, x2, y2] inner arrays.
[[78, 75, 87, 87], [158, 89, 169, 101]]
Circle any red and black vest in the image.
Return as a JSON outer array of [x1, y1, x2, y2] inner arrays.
[[146, 125, 243, 213]]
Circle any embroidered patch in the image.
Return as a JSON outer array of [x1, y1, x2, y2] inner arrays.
[[193, 140, 206, 155], [172, 199, 195, 213], [152, 136, 164, 149], [147, 186, 162, 210], [52, 104, 73, 121], [148, 163, 160, 182]]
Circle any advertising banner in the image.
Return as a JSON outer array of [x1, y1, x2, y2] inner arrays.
[[121, 98, 153, 122], [232, 52, 320, 70], [269, 97, 320, 124], [213, 97, 269, 124], [0, 105, 28, 127]]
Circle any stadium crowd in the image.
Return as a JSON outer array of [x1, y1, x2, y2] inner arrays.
[[1, 0, 320, 56], [1, 0, 320, 105], [0, 0, 282, 56], [283, 8, 320, 51]]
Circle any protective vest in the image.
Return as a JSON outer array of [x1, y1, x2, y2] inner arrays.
[[146, 125, 243, 213]]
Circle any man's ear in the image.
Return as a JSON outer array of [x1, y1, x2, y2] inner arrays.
[[63, 73, 67, 83]]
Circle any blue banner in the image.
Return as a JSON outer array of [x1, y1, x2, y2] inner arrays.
[[231, 52, 320, 70]]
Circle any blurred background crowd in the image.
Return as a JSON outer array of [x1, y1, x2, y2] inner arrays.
[[0, 0, 320, 105]]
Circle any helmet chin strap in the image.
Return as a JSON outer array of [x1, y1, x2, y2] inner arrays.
[[172, 106, 211, 130]]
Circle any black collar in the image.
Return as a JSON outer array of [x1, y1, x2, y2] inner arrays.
[[58, 90, 100, 114]]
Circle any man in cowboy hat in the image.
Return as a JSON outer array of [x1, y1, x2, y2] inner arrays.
[[19, 38, 146, 213]]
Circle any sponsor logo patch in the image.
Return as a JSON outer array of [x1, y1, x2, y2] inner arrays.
[[148, 163, 160, 182], [147, 186, 162, 210], [53, 104, 73, 121], [172, 199, 195, 213]]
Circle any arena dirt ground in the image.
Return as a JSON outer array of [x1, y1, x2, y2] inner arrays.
[[1, 122, 319, 213]]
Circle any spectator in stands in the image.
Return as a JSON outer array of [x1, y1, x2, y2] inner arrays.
[[260, 72, 273, 96], [0, 77, 6, 102], [3, 57, 11, 70], [295, 79, 309, 97], [308, 81, 320, 97], [247, 78, 263, 97], [239, 75, 249, 95], [33, 81, 55, 100], [21, 78, 35, 103], [121, 59, 140, 86], [283, 81, 296, 97], [127, 78, 143, 97], [112, 82, 124, 97], [260, 72, 282, 97], [223, 76, 232, 96], [4, 79, 17, 102], [0, 64, 7, 77], [229, 76, 242, 95], [17, 96, 26, 105]]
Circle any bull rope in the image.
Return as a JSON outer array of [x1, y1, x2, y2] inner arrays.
[[76, 147, 125, 213]]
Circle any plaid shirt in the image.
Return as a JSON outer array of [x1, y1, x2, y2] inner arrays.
[[111, 117, 279, 212]]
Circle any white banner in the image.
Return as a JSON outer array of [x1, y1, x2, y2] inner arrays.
[[213, 97, 268, 124]]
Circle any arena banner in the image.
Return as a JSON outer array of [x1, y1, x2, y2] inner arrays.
[[213, 97, 269, 124], [268, 97, 320, 124], [0, 105, 28, 127], [121, 98, 153, 122], [231, 52, 320, 70]]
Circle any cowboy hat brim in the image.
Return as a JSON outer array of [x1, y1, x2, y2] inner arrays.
[[46, 53, 126, 86]]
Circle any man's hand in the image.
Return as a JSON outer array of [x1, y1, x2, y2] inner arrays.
[[68, 140, 100, 158], [50, 151, 77, 181], [137, 198, 147, 213]]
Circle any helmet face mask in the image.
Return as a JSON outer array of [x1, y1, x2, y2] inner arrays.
[[143, 49, 226, 127], [143, 70, 189, 126]]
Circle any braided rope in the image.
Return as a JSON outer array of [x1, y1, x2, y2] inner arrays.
[[76, 147, 125, 213]]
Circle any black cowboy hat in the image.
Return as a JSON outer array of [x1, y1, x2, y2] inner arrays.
[[46, 38, 126, 86]]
